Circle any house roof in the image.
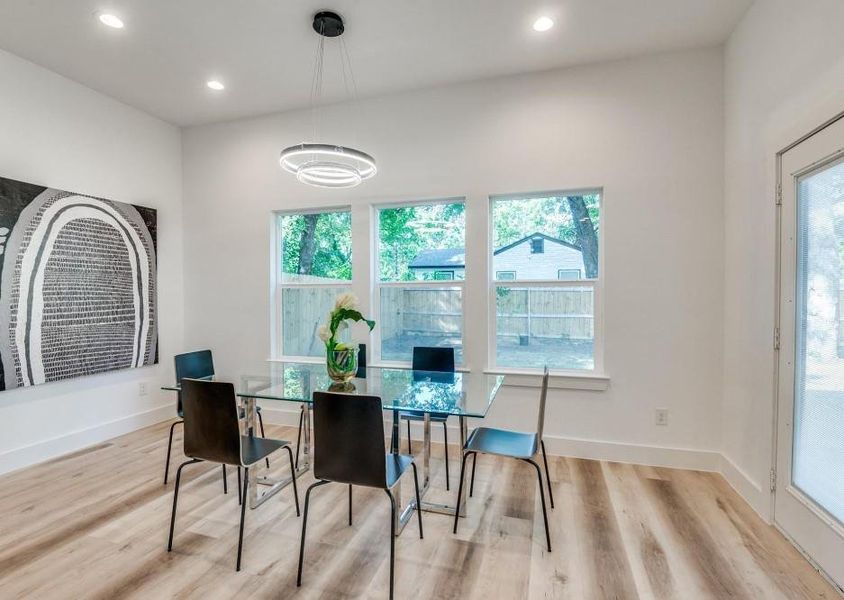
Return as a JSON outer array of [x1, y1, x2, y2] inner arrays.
[[408, 248, 466, 269], [409, 233, 580, 269], [493, 232, 581, 255]]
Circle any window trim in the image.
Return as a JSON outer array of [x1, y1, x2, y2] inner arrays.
[[372, 198, 467, 366], [487, 189, 604, 374], [271, 206, 353, 361]]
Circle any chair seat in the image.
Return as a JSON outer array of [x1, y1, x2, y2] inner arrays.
[[400, 411, 449, 422], [241, 435, 289, 467], [386, 453, 415, 488], [465, 427, 538, 459]]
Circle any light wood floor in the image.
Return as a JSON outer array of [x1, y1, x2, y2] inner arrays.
[[0, 420, 837, 599]]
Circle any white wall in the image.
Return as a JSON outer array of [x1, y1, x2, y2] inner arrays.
[[182, 47, 725, 468], [722, 0, 844, 519], [0, 50, 184, 474]]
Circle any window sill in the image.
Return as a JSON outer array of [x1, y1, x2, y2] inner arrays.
[[483, 368, 610, 391]]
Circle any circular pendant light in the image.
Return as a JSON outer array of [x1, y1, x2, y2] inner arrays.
[[280, 12, 377, 189]]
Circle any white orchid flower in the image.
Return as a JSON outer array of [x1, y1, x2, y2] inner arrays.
[[317, 324, 331, 342], [334, 292, 359, 311]]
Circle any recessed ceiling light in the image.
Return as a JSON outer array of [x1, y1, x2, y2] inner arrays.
[[98, 13, 124, 29], [206, 80, 225, 91], [532, 16, 554, 32]]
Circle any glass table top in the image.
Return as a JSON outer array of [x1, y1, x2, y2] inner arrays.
[[162, 362, 505, 419]]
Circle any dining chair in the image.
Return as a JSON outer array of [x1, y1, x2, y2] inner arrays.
[[297, 391, 423, 600], [164, 350, 269, 487], [294, 343, 367, 471], [167, 379, 300, 571], [397, 346, 455, 489], [453, 367, 553, 552]]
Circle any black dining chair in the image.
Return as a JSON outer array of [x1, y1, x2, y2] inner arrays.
[[293, 343, 367, 471], [167, 379, 300, 571], [297, 391, 423, 600], [398, 346, 455, 489], [453, 367, 553, 552], [165, 350, 269, 487]]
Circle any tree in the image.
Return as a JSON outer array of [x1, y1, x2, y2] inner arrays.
[[566, 196, 599, 278], [296, 213, 320, 275]]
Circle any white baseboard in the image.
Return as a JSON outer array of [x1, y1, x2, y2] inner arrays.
[[719, 453, 771, 521], [0, 403, 174, 476], [259, 405, 720, 472]]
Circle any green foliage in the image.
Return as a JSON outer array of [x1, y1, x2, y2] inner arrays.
[[492, 194, 600, 249], [280, 211, 352, 280], [378, 203, 466, 281]]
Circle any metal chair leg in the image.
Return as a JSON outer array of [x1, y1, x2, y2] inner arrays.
[[295, 406, 304, 470], [540, 440, 554, 509], [257, 410, 270, 469], [385, 489, 397, 600], [523, 459, 551, 552], [167, 458, 201, 551], [348, 485, 353, 526], [283, 445, 300, 516], [406, 419, 412, 454], [297, 480, 330, 587], [237, 466, 242, 506], [469, 452, 477, 497], [236, 467, 249, 571], [453, 451, 473, 534], [163, 420, 183, 484], [410, 462, 424, 539], [442, 421, 450, 490], [222, 464, 228, 494]]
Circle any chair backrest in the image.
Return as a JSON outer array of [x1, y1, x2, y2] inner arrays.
[[181, 379, 242, 466], [412, 346, 454, 373], [537, 367, 550, 439], [175, 349, 215, 382], [174, 350, 215, 415], [356, 343, 367, 378], [312, 391, 387, 488]]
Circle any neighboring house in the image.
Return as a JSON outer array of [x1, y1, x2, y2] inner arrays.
[[409, 232, 586, 280]]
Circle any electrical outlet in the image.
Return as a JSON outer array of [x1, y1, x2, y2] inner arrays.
[[655, 408, 669, 426], [139, 382, 149, 396]]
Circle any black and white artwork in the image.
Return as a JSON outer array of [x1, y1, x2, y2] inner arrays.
[[0, 176, 158, 391]]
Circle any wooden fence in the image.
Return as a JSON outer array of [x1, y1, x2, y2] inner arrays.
[[283, 286, 594, 354]]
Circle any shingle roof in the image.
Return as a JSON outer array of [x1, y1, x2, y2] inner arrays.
[[408, 248, 466, 269]]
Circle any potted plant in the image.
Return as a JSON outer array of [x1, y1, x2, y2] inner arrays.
[[318, 293, 375, 384]]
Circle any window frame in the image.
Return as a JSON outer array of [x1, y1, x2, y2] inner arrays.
[[372, 197, 466, 367], [271, 205, 353, 362], [557, 268, 582, 280], [487, 189, 604, 375]]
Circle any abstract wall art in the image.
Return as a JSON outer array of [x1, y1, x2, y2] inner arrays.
[[0, 176, 158, 391]]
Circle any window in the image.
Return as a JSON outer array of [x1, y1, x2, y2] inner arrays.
[[491, 191, 601, 371], [376, 200, 465, 364], [275, 209, 352, 358]]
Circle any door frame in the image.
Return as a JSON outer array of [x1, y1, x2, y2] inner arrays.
[[773, 109, 844, 592]]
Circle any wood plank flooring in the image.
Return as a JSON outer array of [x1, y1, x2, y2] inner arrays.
[[0, 420, 837, 599]]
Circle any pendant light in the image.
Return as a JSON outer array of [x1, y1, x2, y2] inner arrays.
[[279, 11, 376, 188]]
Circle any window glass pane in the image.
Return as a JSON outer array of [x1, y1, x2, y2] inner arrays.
[[280, 211, 351, 283], [557, 269, 582, 280], [282, 286, 351, 357], [380, 287, 463, 363], [496, 286, 594, 369], [492, 193, 600, 281], [378, 202, 465, 282], [793, 158, 844, 524]]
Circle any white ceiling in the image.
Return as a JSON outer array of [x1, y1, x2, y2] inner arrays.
[[0, 0, 752, 126]]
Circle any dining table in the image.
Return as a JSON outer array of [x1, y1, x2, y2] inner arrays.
[[163, 361, 505, 536]]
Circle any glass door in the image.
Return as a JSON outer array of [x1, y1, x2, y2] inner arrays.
[[777, 115, 844, 590]]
